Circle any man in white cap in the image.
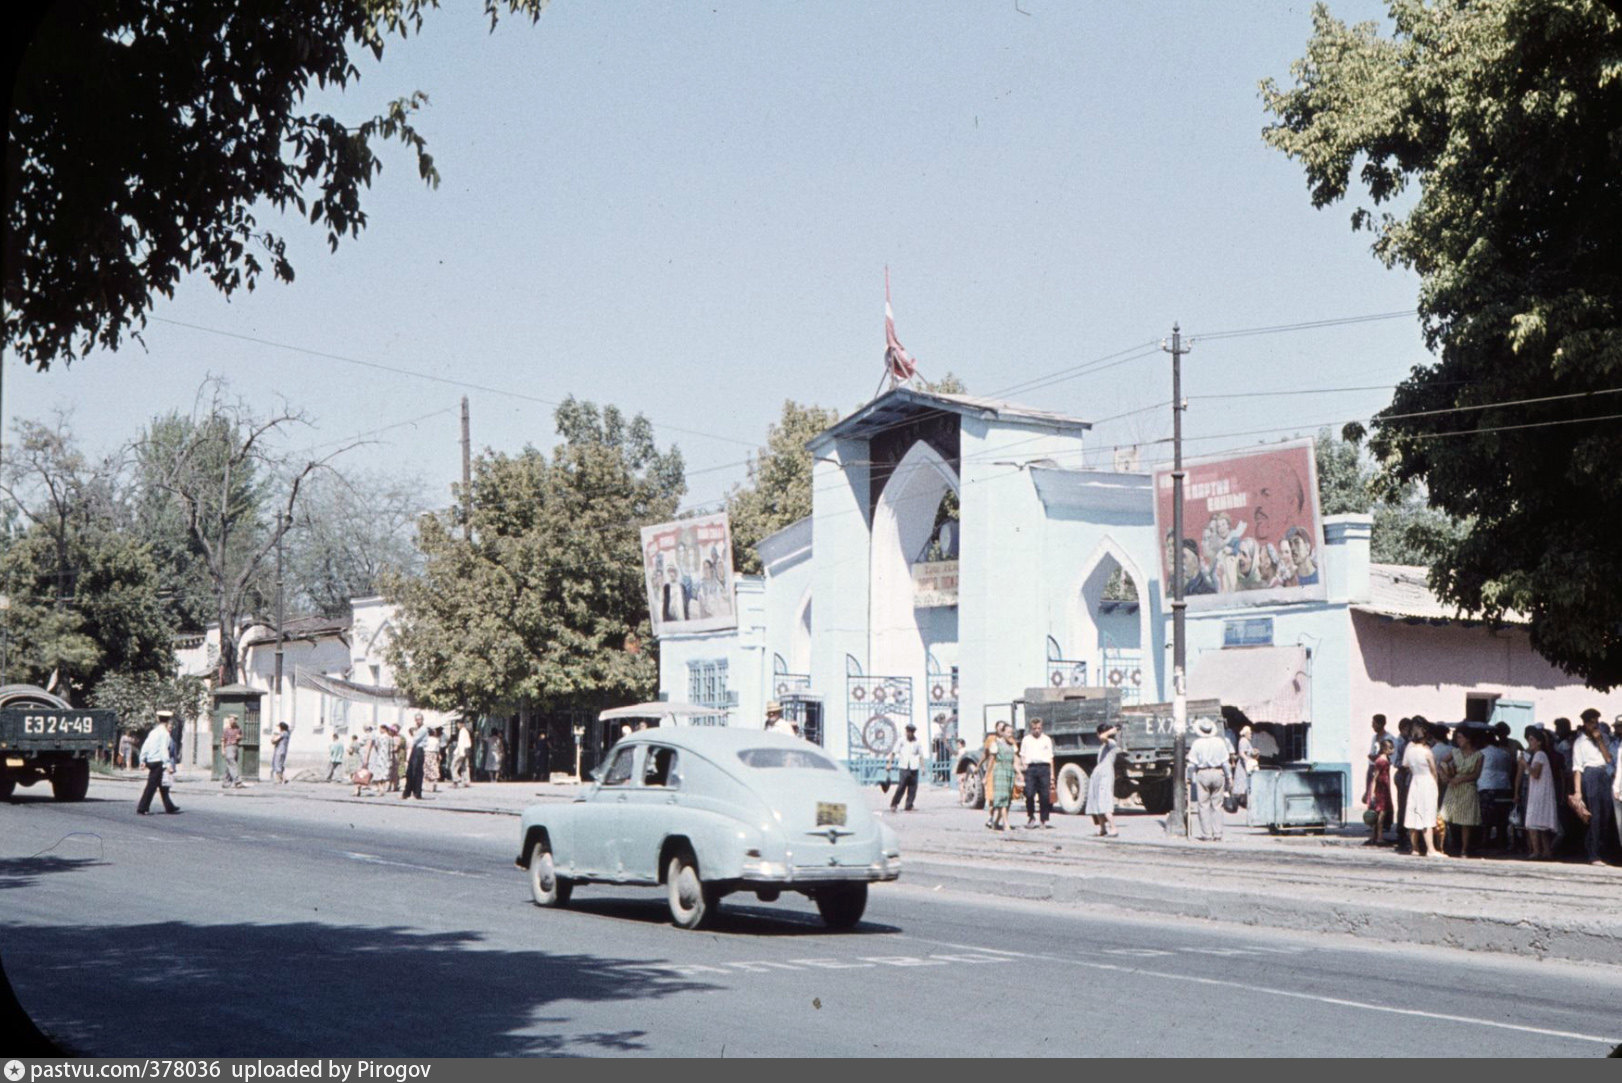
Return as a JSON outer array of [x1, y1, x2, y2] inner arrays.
[[765, 701, 792, 735], [1187, 717, 1232, 841], [135, 713, 180, 815]]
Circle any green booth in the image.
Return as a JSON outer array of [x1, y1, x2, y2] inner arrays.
[[211, 685, 264, 782]]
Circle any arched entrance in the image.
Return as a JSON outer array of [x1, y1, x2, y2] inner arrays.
[[1069, 538, 1151, 703], [870, 440, 960, 688]]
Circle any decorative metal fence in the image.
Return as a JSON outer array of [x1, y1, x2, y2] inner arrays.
[[845, 674, 912, 786], [925, 665, 958, 785], [1101, 647, 1145, 705]]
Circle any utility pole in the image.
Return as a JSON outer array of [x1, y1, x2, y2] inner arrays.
[[460, 396, 473, 541], [274, 510, 286, 737], [1163, 323, 1192, 837]]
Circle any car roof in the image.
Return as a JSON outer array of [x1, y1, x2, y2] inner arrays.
[[615, 727, 809, 754]]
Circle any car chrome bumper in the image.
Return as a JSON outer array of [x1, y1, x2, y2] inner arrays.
[[740, 859, 901, 884]]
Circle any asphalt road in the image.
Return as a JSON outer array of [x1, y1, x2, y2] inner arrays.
[[4, 786, 1620, 1058]]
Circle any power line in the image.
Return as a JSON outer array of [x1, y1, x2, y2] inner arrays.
[[1185, 309, 1416, 341], [151, 317, 760, 449]]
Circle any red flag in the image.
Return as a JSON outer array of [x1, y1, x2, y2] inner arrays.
[[884, 267, 918, 383]]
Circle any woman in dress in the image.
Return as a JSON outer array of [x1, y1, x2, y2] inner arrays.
[[269, 723, 290, 784], [1521, 728, 1559, 859], [1441, 728, 1483, 857], [1403, 728, 1441, 857], [365, 726, 390, 797], [1087, 723, 1120, 837], [425, 726, 443, 794], [1363, 736, 1395, 845], [386, 725, 404, 792], [988, 722, 1017, 832]]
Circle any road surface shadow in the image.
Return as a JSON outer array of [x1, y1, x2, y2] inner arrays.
[[3, 920, 719, 1056], [560, 894, 903, 937], [0, 855, 109, 889]]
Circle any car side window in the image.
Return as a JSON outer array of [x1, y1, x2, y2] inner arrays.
[[643, 746, 679, 788], [600, 746, 636, 787]]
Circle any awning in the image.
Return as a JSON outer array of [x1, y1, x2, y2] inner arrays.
[[598, 701, 716, 722], [1186, 646, 1310, 724], [295, 670, 410, 708]]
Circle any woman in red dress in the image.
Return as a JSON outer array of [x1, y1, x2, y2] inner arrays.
[[1364, 735, 1396, 845]]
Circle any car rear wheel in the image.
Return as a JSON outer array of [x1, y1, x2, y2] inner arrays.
[[666, 850, 718, 929], [528, 839, 572, 907], [0, 774, 14, 801], [1056, 763, 1087, 815], [815, 883, 868, 930]]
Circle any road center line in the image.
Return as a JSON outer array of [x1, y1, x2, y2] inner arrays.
[[334, 850, 482, 877], [905, 938, 1619, 1047]]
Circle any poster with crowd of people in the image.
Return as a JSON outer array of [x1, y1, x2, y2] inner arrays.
[[641, 512, 738, 635], [1153, 439, 1326, 611]]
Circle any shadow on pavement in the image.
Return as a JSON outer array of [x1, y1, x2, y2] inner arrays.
[[0, 855, 109, 890], [4, 920, 721, 1056], [560, 894, 903, 937]]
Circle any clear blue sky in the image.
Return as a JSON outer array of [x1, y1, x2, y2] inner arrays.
[[6, 0, 1422, 513]]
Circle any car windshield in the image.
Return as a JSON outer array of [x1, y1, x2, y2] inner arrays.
[[737, 747, 837, 771]]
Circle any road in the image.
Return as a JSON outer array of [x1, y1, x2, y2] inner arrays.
[[4, 787, 1620, 1058]]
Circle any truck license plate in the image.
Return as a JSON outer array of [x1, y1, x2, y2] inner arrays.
[[816, 802, 847, 826]]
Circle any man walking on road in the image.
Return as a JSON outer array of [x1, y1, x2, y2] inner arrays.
[[888, 722, 925, 812], [1021, 717, 1055, 829], [453, 721, 473, 788], [1188, 717, 1232, 841], [220, 715, 244, 789], [136, 716, 180, 815]]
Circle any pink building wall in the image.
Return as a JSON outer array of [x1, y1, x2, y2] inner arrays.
[[1348, 610, 1622, 730]]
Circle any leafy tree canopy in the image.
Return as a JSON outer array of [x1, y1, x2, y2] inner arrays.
[[5, 0, 545, 369], [384, 399, 684, 716], [1264, 0, 1622, 687], [1313, 427, 1468, 567], [726, 401, 840, 575]]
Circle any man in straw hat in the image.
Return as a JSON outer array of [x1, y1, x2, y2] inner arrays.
[[1187, 717, 1232, 841]]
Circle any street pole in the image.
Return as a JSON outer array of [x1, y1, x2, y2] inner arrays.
[[274, 510, 285, 739], [1163, 324, 1192, 837], [460, 396, 473, 541]]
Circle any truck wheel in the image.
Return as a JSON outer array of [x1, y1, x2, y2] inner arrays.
[[0, 775, 13, 801], [1138, 779, 1175, 815], [815, 883, 868, 929], [958, 766, 984, 809], [1056, 763, 1088, 815], [51, 760, 90, 802]]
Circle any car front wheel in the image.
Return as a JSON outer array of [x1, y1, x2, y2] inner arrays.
[[529, 838, 572, 907], [666, 850, 718, 929], [815, 883, 868, 929]]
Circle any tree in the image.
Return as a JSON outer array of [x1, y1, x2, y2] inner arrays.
[[0, 418, 173, 699], [285, 469, 427, 618], [1314, 426, 1471, 567], [91, 672, 210, 739], [726, 401, 841, 575], [137, 379, 357, 683], [385, 398, 684, 716], [1264, 0, 1622, 686], [6, 0, 546, 370]]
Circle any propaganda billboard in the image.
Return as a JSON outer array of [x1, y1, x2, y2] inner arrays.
[[641, 512, 738, 635], [1153, 439, 1325, 611]]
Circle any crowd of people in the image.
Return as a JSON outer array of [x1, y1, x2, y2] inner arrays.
[[346, 715, 476, 798], [1360, 709, 1621, 865]]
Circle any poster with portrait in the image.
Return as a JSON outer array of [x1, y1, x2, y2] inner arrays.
[[641, 512, 738, 635], [1153, 439, 1325, 611]]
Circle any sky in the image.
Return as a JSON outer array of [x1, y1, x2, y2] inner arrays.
[[5, 0, 1425, 516]]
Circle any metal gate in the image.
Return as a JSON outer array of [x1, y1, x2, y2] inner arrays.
[[845, 657, 911, 786], [926, 658, 958, 786]]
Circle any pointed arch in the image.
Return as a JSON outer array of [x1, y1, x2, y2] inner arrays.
[[1066, 535, 1152, 691], [870, 439, 960, 682]]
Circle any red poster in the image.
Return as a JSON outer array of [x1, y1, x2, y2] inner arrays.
[[641, 513, 738, 635], [1153, 439, 1325, 610]]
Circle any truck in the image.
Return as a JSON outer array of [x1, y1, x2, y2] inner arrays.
[[0, 684, 120, 802], [955, 687, 1224, 816]]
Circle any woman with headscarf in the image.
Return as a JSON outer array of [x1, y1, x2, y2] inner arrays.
[[1086, 723, 1120, 837], [987, 722, 1017, 832]]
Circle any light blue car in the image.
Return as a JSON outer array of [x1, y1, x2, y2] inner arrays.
[[515, 727, 902, 930]]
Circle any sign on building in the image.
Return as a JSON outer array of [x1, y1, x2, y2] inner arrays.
[[912, 560, 959, 608], [1154, 439, 1325, 611], [641, 512, 738, 635]]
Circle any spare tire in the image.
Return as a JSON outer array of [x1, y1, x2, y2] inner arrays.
[[1056, 762, 1087, 815]]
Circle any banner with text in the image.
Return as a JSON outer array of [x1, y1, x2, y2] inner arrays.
[[641, 513, 738, 635], [1154, 439, 1325, 611]]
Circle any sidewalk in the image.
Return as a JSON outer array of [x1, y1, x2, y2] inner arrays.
[[97, 768, 1622, 966]]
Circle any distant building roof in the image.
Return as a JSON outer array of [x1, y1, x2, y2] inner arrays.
[[241, 614, 353, 649], [809, 387, 1091, 448], [1354, 563, 1530, 626]]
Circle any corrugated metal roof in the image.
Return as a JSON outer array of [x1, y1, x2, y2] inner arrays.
[[1355, 563, 1529, 625]]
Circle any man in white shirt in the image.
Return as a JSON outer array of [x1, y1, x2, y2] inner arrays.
[[888, 723, 926, 812], [135, 717, 180, 815], [1570, 708, 1616, 866], [1187, 717, 1233, 841], [453, 722, 474, 788], [1020, 718, 1056, 828]]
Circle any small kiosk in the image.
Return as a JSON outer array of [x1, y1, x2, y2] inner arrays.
[[210, 684, 265, 782]]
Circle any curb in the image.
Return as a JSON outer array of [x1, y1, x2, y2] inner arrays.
[[903, 856, 1622, 967]]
